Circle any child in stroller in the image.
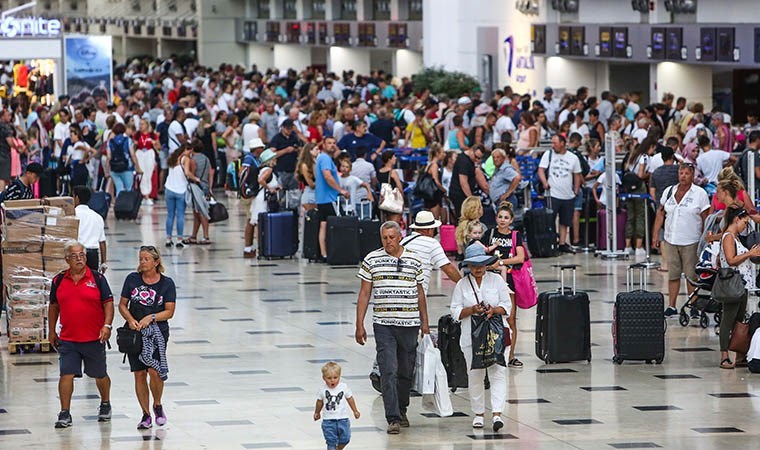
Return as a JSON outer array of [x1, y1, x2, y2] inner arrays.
[[681, 263, 721, 328]]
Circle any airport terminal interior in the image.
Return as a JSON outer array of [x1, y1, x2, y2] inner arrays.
[[1, 204, 758, 449]]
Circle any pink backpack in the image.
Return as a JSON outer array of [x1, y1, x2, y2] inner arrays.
[[510, 230, 538, 309]]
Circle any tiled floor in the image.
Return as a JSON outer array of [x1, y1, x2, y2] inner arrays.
[[1, 198, 760, 449]]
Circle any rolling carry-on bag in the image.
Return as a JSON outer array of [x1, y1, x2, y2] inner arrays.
[[358, 220, 382, 260], [258, 210, 298, 259], [524, 196, 559, 258], [440, 225, 457, 253], [612, 263, 665, 365], [114, 175, 142, 220], [535, 264, 591, 364], [596, 208, 627, 251], [326, 207, 361, 265], [303, 208, 320, 261]]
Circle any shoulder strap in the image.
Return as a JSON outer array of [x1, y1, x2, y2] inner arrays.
[[401, 234, 421, 247], [510, 230, 517, 258], [466, 274, 481, 306]]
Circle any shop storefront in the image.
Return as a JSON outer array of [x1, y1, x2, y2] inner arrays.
[[0, 15, 64, 106]]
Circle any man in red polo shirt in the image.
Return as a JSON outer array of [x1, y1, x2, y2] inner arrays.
[[49, 240, 115, 429]]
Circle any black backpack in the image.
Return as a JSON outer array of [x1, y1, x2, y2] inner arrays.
[[239, 160, 261, 199], [394, 109, 408, 130], [570, 147, 591, 177], [109, 136, 130, 172]]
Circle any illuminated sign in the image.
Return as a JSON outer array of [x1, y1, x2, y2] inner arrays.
[[0, 16, 62, 37]]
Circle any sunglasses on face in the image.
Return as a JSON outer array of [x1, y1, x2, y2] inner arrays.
[[396, 258, 404, 272]]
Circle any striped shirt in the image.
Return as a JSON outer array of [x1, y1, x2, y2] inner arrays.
[[357, 248, 424, 327], [401, 233, 451, 295]]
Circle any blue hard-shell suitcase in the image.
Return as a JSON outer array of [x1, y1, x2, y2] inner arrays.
[[258, 211, 298, 259]]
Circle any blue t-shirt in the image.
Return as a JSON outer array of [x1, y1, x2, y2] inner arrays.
[[315, 152, 339, 204], [382, 85, 397, 99], [337, 132, 383, 161]]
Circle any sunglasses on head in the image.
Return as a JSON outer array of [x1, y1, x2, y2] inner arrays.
[[140, 245, 157, 252]]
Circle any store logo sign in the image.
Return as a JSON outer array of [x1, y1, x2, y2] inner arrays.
[[0, 16, 62, 38]]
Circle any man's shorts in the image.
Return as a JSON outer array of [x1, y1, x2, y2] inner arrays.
[[664, 242, 699, 282], [159, 147, 169, 170], [551, 197, 575, 227], [322, 418, 351, 447], [128, 328, 169, 372], [317, 202, 337, 223], [59, 340, 107, 378]]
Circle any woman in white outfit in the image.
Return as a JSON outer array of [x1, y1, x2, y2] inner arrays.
[[450, 243, 513, 432], [134, 119, 159, 204], [249, 149, 279, 245]]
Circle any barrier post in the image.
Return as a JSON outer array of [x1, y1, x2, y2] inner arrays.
[[598, 130, 627, 259]]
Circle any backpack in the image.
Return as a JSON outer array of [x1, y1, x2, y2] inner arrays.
[[239, 158, 261, 199], [109, 135, 130, 172], [621, 152, 643, 193], [394, 109, 408, 130], [570, 148, 590, 177]]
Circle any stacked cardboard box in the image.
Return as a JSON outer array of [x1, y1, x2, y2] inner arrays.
[[2, 198, 78, 346]]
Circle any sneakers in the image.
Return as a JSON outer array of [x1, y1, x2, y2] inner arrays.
[[153, 405, 167, 427], [624, 247, 634, 255], [175, 241, 185, 249], [472, 416, 484, 429], [137, 413, 152, 430], [493, 415, 504, 432], [635, 248, 647, 259], [165, 240, 173, 248], [369, 371, 381, 393], [145, 199, 154, 206], [559, 244, 576, 254], [387, 421, 401, 434], [664, 307, 678, 318], [399, 412, 410, 428], [55, 410, 72, 429], [97, 402, 111, 422], [243, 250, 256, 259]]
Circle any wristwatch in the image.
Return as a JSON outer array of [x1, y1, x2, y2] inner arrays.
[[104, 324, 112, 329], [499, 260, 504, 266]]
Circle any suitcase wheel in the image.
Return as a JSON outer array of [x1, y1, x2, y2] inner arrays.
[[655, 357, 664, 364], [678, 311, 689, 327], [612, 356, 623, 365]]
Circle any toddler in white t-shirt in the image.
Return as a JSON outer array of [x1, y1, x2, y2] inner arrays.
[[314, 362, 360, 450]]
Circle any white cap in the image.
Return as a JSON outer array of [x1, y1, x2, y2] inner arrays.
[[457, 96, 472, 105]]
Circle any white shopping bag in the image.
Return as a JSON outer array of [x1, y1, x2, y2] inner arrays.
[[422, 346, 454, 417], [413, 334, 433, 394]]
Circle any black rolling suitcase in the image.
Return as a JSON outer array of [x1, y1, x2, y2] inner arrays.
[[258, 211, 298, 259], [612, 264, 666, 365], [535, 264, 591, 364], [438, 314, 468, 391], [114, 176, 142, 220], [38, 168, 57, 197], [358, 220, 381, 259], [326, 214, 361, 265], [524, 197, 559, 258], [303, 209, 320, 261]]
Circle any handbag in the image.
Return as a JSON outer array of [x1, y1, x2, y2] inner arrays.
[[467, 276, 507, 369], [207, 194, 229, 223], [379, 182, 403, 213], [508, 230, 538, 309], [713, 235, 747, 304], [413, 165, 438, 202], [729, 320, 751, 354], [116, 326, 143, 355]]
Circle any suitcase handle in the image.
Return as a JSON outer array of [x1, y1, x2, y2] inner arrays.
[[559, 264, 578, 295], [626, 263, 648, 291]]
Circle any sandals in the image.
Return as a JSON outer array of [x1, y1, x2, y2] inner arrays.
[[182, 238, 198, 245], [656, 267, 669, 273], [720, 358, 735, 369], [472, 416, 484, 429], [735, 358, 749, 368], [508, 358, 524, 368], [199, 238, 212, 245]]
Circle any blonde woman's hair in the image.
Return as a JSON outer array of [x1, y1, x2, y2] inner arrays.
[[137, 245, 166, 274], [717, 166, 745, 191], [455, 196, 483, 246]]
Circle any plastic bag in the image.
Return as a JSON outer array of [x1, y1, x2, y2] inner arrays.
[[421, 344, 453, 417], [470, 314, 506, 369], [413, 334, 434, 394]]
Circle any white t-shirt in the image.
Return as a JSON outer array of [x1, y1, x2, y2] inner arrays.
[[401, 233, 450, 295], [648, 152, 684, 173], [661, 184, 710, 246], [53, 122, 70, 158], [75, 205, 106, 250], [317, 382, 353, 420], [168, 120, 186, 152], [339, 174, 367, 204], [595, 172, 621, 207], [493, 116, 516, 143], [184, 117, 199, 138], [242, 123, 261, 147], [539, 149, 582, 200], [217, 93, 234, 113], [629, 154, 649, 176], [696, 150, 730, 183], [69, 141, 88, 161], [569, 123, 590, 143]]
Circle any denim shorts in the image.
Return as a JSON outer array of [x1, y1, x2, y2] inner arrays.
[[302, 186, 316, 205], [322, 418, 351, 448], [574, 191, 583, 211]]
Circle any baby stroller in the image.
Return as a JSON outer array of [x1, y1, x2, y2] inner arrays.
[[680, 265, 721, 328]]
